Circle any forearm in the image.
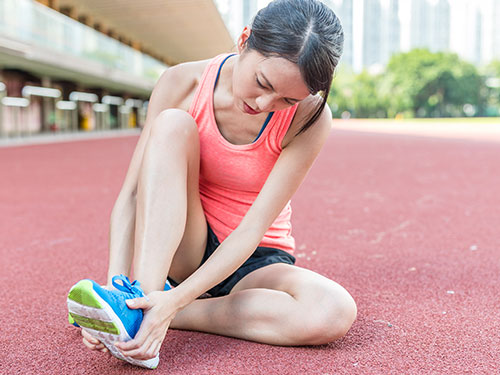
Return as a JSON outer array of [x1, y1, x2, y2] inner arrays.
[[170, 225, 263, 309], [106, 193, 137, 285]]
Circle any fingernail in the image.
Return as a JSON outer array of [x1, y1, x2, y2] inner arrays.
[[126, 300, 134, 306]]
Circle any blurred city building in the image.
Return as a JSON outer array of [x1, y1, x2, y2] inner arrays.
[[325, 0, 500, 72], [0, 0, 233, 138], [214, 0, 271, 40], [216, 0, 500, 72]]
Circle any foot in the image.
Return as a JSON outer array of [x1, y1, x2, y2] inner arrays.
[[67, 281, 172, 329], [67, 275, 160, 369]]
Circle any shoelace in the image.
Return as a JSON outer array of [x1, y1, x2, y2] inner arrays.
[[111, 274, 146, 298]]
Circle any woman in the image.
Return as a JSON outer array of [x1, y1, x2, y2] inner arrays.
[[67, 0, 357, 369]]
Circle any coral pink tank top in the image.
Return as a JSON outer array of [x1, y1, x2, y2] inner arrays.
[[188, 53, 299, 254]]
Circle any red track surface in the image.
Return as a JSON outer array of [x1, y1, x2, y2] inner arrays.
[[1, 129, 499, 374]]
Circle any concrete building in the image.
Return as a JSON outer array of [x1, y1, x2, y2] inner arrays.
[[406, 0, 451, 53], [0, 0, 234, 95], [432, 0, 451, 52], [0, 0, 233, 136], [362, 0, 383, 68], [478, 0, 500, 65], [382, 0, 400, 65], [328, 0, 354, 67], [214, 0, 270, 40], [450, 0, 486, 65], [409, 0, 431, 50]]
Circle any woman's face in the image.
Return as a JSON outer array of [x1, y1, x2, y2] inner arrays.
[[232, 29, 311, 115]]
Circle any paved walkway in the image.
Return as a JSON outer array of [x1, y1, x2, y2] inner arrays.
[[1, 124, 499, 374]]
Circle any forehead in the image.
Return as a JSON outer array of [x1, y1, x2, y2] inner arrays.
[[253, 54, 311, 100]]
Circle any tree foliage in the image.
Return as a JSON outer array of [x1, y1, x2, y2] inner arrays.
[[328, 49, 495, 118], [483, 60, 500, 116]]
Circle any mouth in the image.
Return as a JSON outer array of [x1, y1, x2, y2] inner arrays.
[[243, 102, 261, 115]]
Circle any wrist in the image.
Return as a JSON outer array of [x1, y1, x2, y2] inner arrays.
[[167, 285, 195, 312]]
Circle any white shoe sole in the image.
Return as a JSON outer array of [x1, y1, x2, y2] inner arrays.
[[67, 280, 159, 369]]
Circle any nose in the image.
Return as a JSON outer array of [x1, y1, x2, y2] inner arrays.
[[255, 93, 277, 112]]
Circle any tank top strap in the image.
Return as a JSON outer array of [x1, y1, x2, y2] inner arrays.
[[188, 53, 234, 120], [266, 103, 299, 153]]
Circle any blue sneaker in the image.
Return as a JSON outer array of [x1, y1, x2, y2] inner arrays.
[[67, 280, 172, 330], [68, 314, 80, 327], [67, 275, 170, 369]]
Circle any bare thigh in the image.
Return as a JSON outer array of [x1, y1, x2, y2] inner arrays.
[[230, 262, 357, 332], [230, 263, 348, 299]]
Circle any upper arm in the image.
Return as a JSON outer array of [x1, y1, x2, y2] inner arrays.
[[116, 64, 200, 198], [239, 104, 333, 237]]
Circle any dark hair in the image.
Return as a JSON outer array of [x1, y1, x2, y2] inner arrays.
[[244, 0, 344, 134]]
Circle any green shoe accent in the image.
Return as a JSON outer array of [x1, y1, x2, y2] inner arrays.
[[69, 313, 120, 335], [68, 280, 103, 308], [68, 314, 75, 325]]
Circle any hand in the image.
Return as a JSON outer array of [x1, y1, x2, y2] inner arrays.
[[81, 328, 109, 354], [114, 291, 178, 360]]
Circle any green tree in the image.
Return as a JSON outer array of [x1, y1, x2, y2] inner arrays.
[[351, 71, 388, 118], [328, 66, 387, 118], [382, 49, 485, 118], [483, 60, 500, 116], [328, 65, 355, 118]]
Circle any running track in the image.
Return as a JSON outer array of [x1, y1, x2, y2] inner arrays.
[[1, 125, 499, 374]]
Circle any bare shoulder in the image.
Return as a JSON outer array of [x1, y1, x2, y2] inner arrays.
[[282, 95, 332, 148], [151, 59, 211, 112]]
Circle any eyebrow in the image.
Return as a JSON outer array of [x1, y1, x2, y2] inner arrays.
[[260, 72, 300, 102]]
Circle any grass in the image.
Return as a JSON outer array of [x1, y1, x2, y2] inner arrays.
[[346, 117, 500, 124]]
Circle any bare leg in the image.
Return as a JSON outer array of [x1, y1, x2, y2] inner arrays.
[[123, 109, 356, 346], [170, 264, 357, 346], [132, 109, 207, 294]]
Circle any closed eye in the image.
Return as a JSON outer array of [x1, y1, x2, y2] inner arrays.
[[256, 77, 266, 88], [257, 75, 297, 106]]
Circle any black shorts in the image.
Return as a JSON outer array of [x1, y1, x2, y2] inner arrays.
[[167, 223, 296, 297]]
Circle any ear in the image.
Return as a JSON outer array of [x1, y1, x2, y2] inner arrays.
[[237, 26, 252, 54]]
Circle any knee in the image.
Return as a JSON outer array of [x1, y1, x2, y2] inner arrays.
[[300, 288, 357, 345], [149, 109, 198, 145]]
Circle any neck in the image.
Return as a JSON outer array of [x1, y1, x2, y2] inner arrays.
[[214, 54, 237, 111]]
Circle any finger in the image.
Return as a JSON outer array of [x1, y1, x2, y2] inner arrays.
[[119, 327, 156, 358], [125, 297, 151, 310], [115, 319, 152, 352], [143, 340, 161, 361], [150, 340, 162, 358], [81, 329, 101, 345], [82, 336, 97, 350], [119, 336, 154, 358], [115, 337, 141, 352], [121, 336, 157, 360]]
